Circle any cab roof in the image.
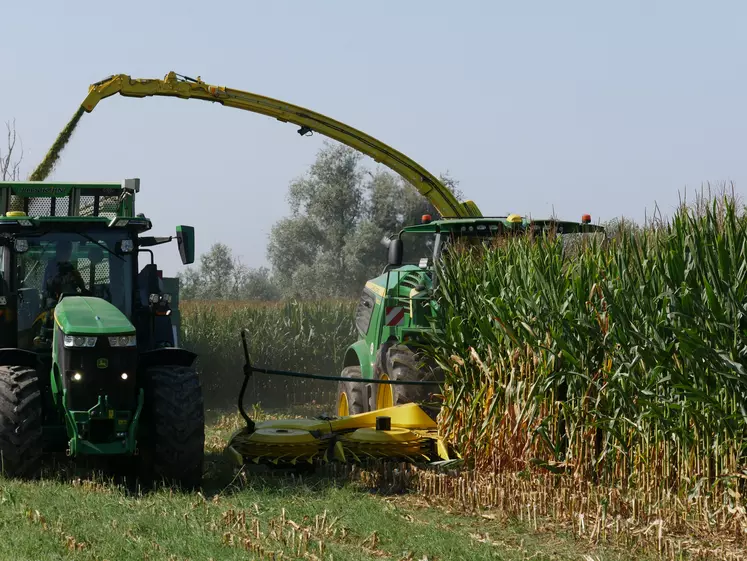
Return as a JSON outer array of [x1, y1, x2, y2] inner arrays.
[[0, 179, 140, 219], [401, 216, 604, 234], [0, 179, 151, 232]]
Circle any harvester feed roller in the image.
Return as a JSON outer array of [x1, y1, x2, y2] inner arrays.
[[339, 427, 434, 463], [225, 403, 453, 467], [229, 428, 325, 465]]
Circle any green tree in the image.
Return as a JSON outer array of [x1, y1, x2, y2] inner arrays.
[[366, 169, 462, 233], [267, 142, 461, 298], [179, 243, 280, 301], [238, 266, 280, 300], [267, 143, 366, 298]]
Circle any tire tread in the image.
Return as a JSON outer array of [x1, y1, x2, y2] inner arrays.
[[140, 365, 204, 489], [0, 365, 43, 478]]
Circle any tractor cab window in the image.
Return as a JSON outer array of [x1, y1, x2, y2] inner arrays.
[[354, 288, 376, 335], [399, 231, 436, 266], [14, 232, 133, 344]]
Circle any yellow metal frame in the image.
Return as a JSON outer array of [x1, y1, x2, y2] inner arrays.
[[376, 374, 394, 410], [81, 72, 482, 219], [337, 390, 349, 417]]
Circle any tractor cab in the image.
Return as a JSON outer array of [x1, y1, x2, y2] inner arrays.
[[0, 180, 194, 354]]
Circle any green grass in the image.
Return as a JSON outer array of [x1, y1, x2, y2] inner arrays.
[[0, 479, 611, 561], [0, 412, 651, 561]]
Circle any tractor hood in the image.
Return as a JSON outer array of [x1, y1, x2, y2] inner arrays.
[[54, 296, 135, 335]]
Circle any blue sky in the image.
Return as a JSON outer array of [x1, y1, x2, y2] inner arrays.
[[2, 1, 745, 275]]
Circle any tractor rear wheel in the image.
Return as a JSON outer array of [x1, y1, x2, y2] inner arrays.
[[373, 344, 443, 417], [336, 366, 367, 417], [0, 365, 43, 478], [139, 365, 204, 489]]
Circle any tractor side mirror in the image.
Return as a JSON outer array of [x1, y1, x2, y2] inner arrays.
[[176, 225, 195, 265], [387, 238, 403, 267]]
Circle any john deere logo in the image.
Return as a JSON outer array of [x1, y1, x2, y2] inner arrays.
[[97, 358, 108, 369], [14, 185, 70, 196]]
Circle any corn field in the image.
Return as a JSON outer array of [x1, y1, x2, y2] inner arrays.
[[180, 299, 356, 411], [430, 192, 747, 500]]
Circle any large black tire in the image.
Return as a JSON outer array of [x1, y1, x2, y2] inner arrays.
[[0, 365, 43, 478], [138, 365, 204, 490], [374, 344, 443, 417], [336, 366, 368, 417]]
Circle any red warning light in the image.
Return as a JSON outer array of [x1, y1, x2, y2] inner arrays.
[[581, 214, 591, 224], [422, 214, 432, 224]]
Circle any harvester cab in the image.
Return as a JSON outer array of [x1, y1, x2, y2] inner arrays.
[[337, 214, 605, 417], [0, 179, 205, 488]]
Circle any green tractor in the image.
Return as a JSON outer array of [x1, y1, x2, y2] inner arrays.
[[336, 213, 604, 417], [0, 179, 204, 488]]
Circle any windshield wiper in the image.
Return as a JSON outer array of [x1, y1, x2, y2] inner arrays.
[[75, 232, 125, 262]]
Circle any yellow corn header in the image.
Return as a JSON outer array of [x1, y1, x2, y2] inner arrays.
[[226, 403, 453, 467]]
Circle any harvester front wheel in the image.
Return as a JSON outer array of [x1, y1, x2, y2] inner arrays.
[[0, 365, 43, 478], [374, 344, 443, 417], [337, 366, 367, 417], [139, 365, 204, 489]]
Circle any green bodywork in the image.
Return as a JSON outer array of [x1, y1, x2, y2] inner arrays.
[[346, 266, 432, 381], [344, 215, 604, 381], [64, 392, 143, 456], [50, 298, 142, 456]]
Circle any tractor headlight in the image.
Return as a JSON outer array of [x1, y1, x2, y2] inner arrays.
[[161, 293, 172, 303], [108, 335, 136, 347], [63, 335, 97, 348], [148, 293, 160, 304], [120, 239, 134, 253]]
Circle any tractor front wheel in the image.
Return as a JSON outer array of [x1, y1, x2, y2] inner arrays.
[[336, 366, 367, 417], [139, 365, 204, 489], [0, 365, 43, 478]]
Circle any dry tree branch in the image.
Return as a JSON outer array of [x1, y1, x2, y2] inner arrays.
[[0, 119, 24, 181]]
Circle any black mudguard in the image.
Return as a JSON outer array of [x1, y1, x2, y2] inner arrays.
[[0, 348, 40, 369]]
